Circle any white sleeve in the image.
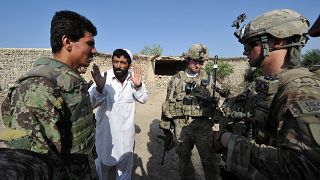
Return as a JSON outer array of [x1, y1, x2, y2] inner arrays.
[[88, 83, 107, 108], [132, 82, 148, 104]]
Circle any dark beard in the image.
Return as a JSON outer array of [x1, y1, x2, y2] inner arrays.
[[113, 68, 129, 81]]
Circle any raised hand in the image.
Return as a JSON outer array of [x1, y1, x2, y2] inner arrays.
[[130, 65, 143, 88], [91, 63, 107, 93]]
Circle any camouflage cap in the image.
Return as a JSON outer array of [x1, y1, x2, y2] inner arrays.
[[309, 15, 320, 37], [241, 9, 309, 43], [184, 43, 209, 61]]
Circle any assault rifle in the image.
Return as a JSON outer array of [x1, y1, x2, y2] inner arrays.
[[211, 55, 221, 131], [157, 129, 174, 166], [212, 55, 218, 98]]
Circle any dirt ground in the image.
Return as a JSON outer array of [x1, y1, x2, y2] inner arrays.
[[132, 89, 206, 180]]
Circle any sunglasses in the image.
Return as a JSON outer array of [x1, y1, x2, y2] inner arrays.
[[243, 41, 259, 52]]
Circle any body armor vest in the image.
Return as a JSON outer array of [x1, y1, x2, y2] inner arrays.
[[223, 67, 320, 164], [1, 58, 95, 156], [221, 75, 278, 141], [162, 70, 216, 118]]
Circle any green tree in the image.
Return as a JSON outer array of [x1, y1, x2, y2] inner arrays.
[[140, 44, 163, 56], [244, 67, 262, 82], [302, 49, 320, 68], [204, 61, 234, 80]]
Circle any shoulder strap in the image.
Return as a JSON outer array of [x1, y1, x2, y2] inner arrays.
[[18, 58, 82, 92]]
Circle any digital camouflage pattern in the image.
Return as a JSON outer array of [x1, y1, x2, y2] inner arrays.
[[173, 118, 221, 180], [162, 70, 217, 119], [234, 9, 309, 68], [1, 57, 97, 179], [183, 43, 209, 61], [221, 75, 278, 143], [239, 9, 309, 43], [225, 67, 320, 179], [161, 68, 222, 179]]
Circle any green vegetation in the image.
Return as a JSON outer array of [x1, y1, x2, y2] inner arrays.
[[204, 61, 234, 80], [140, 44, 163, 56], [302, 49, 320, 68], [244, 67, 262, 82]]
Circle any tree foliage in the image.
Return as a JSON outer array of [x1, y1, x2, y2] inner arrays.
[[140, 44, 163, 56], [204, 61, 234, 80], [302, 49, 320, 68], [244, 67, 262, 82]]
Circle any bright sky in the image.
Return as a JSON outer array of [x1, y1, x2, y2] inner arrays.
[[0, 0, 319, 57]]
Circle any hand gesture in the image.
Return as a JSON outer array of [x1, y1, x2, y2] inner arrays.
[[91, 63, 107, 93], [130, 65, 143, 88]]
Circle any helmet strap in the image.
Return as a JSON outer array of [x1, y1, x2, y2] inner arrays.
[[270, 35, 308, 66], [251, 35, 270, 67]]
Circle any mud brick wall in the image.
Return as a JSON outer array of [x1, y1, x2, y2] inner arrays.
[[0, 48, 249, 98]]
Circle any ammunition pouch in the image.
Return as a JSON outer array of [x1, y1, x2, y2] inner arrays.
[[159, 120, 172, 130], [163, 96, 216, 118]]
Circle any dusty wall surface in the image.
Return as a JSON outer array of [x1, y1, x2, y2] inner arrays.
[[0, 48, 249, 97]]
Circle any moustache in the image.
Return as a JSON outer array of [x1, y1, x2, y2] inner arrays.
[[114, 68, 123, 72]]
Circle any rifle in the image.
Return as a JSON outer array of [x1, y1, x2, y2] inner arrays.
[[220, 84, 257, 141], [211, 55, 221, 131], [157, 129, 174, 166], [212, 55, 218, 98]]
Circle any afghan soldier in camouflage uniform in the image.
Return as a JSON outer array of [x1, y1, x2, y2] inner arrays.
[[160, 44, 228, 180], [0, 10, 98, 179], [212, 9, 320, 180]]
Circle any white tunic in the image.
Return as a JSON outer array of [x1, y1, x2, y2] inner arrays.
[[89, 69, 148, 166]]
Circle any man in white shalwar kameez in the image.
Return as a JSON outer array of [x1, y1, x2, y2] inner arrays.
[[89, 49, 148, 180]]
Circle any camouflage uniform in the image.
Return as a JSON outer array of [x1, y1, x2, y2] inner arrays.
[[225, 68, 320, 179], [161, 44, 222, 180], [220, 9, 320, 179], [1, 57, 97, 179]]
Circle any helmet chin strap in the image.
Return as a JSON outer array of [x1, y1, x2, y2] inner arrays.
[[250, 35, 270, 68], [267, 35, 308, 67]]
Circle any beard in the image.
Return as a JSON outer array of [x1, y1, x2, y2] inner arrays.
[[113, 68, 129, 80]]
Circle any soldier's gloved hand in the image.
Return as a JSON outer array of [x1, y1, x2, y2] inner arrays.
[[212, 130, 229, 154]]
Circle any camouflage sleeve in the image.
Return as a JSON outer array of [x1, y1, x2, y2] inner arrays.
[[8, 77, 61, 153], [226, 77, 320, 179]]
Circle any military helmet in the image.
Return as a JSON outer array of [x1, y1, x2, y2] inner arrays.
[[240, 9, 309, 43], [184, 43, 209, 61]]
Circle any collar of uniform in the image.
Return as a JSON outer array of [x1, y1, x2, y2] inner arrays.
[[34, 57, 82, 79]]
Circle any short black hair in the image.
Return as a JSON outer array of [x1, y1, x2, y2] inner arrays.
[[112, 49, 132, 64], [50, 10, 97, 53]]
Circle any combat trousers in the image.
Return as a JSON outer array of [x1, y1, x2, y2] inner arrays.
[[173, 118, 221, 180]]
